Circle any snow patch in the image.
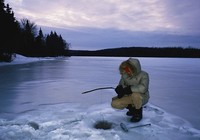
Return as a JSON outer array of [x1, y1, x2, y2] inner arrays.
[[0, 54, 55, 66], [0, 103, 199, 140]]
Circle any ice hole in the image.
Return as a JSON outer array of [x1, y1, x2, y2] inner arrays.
[[94, 120, 112, 130]]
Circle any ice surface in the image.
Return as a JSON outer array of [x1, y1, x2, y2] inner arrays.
[[0, 55, 200, 140], [0, 103, 199, 140]]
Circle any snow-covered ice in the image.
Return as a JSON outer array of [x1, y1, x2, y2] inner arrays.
[[0, 103, 199, 140], [0, 55, 200, 140]]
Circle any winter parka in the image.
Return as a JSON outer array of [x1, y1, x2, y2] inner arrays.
[[118, 58, 150, 105]]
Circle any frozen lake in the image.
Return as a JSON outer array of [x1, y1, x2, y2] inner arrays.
[[0, 56, 200, 139]]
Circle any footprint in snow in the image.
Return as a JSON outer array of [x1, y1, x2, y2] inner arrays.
[[144, 105, 164, 115]]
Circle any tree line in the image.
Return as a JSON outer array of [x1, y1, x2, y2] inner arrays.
[[70, 47, 200, 58], [0, 0, 70, 62]]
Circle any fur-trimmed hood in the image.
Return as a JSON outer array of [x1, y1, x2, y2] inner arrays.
[[127, 58, 141, 76]]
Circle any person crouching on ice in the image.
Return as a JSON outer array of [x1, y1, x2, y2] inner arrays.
[[111, 58, 150, 122]]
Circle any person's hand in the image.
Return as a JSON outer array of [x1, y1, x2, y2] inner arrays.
[[115, 85, 124, 98], [123, 86, 132, 95], [115, 85, 123, 94], [117, 92, 124, 98]]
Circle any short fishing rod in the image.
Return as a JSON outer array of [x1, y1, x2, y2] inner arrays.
[[82, 86, 115, 94]]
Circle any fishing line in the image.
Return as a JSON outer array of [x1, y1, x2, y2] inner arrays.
[[93, 89, 112, 130], [82, 86, 114, 130], [100, 89, 105, 121]]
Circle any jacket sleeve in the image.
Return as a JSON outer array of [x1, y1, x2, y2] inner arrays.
[[130, 72, 149, 94]]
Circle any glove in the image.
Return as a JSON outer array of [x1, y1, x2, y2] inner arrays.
[[115, 85, 124, 99], [123, 86, 132, 95]]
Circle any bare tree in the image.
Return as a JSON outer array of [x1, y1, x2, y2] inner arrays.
[[20, 18, 37, 37]]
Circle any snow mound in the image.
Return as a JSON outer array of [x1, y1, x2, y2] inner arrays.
[[0, 54, 54, 66], [0, 103, 199, 140]]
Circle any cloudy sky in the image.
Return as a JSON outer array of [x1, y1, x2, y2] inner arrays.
[[5, 0, 200, 50]]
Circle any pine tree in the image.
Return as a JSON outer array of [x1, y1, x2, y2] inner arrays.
[[0, 0, 19, 61], [35, 28, 45, 47]]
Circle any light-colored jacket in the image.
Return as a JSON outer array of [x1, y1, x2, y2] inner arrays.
[[119, 58, 149, 105]]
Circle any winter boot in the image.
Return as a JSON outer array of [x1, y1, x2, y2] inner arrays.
[[130, 107, 143, 122], [126, 104, 135, 116]]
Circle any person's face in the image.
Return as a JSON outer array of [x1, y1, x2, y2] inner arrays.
[[123, 66, 133, 76]]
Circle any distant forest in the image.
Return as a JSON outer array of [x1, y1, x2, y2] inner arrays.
[[70, 47, 200, 58], [0, 0, 70, 62]]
